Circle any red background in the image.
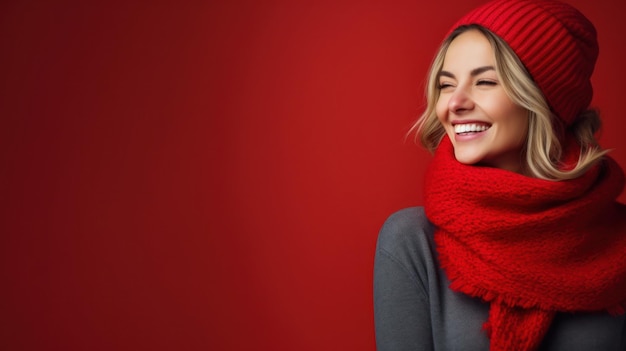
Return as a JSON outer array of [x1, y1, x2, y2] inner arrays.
[[2, 0, 625, 350]]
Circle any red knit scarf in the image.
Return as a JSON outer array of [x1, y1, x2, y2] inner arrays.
[[424, 136, 626, 351]]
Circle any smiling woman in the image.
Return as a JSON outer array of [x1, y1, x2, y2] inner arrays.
[[435, 29, 529, 173], [373, 0, 626, 350], [415, 20, 607, 181]]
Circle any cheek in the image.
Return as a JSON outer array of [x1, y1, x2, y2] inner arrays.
[[505, 109, 529, 144], [492, 97, 527, 130], [435, 97, 447, 123]]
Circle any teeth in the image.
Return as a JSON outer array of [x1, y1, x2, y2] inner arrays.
[[454, 123, 489, 134]]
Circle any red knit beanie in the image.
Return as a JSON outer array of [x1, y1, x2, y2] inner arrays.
[[449, 0, 598, 126]]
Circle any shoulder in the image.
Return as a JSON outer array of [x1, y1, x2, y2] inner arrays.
[[377, 207, 435, 252], [376, 207, 437, 270]]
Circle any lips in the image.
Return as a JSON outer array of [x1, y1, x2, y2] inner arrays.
[[453, 123, 491, 135]]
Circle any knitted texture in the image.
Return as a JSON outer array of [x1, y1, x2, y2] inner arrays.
[[449, 0, 598, 126], [424, 136, 626, 351]]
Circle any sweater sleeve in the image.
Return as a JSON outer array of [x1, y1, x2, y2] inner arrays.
[[373, 208, 435, 351]]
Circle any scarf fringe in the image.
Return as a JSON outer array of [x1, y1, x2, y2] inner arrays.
[[441, 252, 626, 316]]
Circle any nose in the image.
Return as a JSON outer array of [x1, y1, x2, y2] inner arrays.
[[448, 87, 474, 114]]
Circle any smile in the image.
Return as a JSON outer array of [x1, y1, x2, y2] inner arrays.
[[454, 123, 491, 135]]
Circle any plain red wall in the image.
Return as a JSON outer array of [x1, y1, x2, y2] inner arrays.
[[2, 0, 625, 350]]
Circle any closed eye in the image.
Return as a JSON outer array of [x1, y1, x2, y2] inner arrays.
[[477, 80, 497, 86]]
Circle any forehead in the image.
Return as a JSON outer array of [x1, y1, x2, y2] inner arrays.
[[442, 30, 495, 71]]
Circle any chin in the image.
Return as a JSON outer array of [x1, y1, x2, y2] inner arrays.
[[453, 150, 483, 166]]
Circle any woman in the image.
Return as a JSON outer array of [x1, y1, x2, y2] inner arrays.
[[373, 0, 626, 350]]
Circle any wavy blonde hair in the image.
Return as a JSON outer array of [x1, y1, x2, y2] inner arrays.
[[411, 25, 607, 180]]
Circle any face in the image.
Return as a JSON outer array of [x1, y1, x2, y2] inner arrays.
[[436, 29, 529, 173]]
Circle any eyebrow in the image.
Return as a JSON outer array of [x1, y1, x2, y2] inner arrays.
[[439, 65, 496, 79]]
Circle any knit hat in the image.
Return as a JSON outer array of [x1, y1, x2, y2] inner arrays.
[[449, 0, 598, 126]]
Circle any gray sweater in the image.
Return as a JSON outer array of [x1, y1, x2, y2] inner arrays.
[[373, 207, 626, 350]]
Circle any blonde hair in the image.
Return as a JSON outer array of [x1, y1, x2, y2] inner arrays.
[[411, 25, 607, 180]]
